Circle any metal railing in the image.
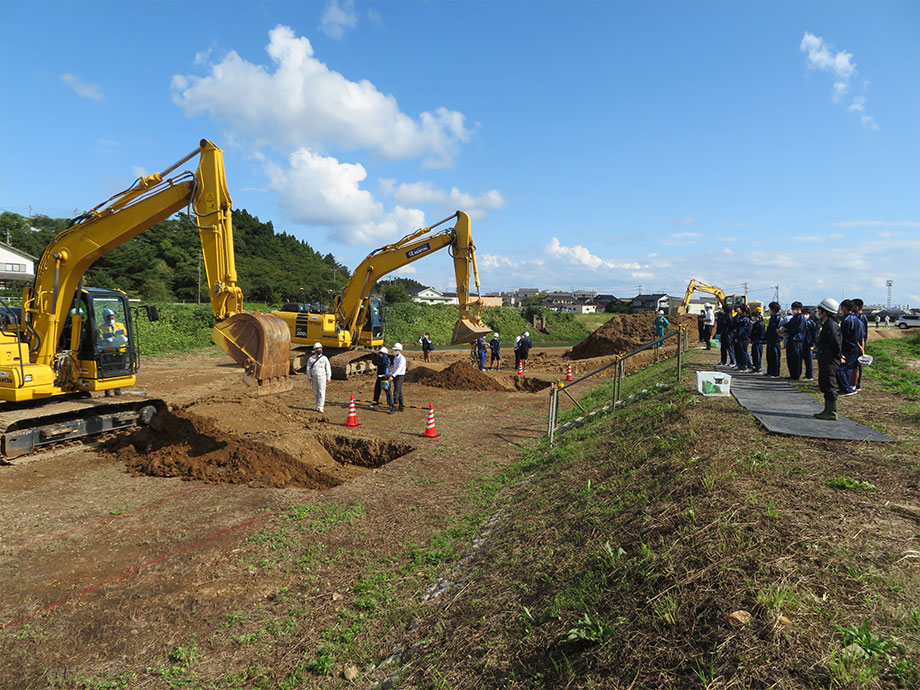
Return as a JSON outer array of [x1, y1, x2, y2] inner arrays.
[[547, 325, 688, 446]]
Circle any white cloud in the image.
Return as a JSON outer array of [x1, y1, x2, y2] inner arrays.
[[671, 216, 695, 227], [791, 233, 844, 243], [545, 238, 643, 270], [320, 0, 358, 39], [830, 220, 920, 228], [631, 272, 654, 279], [800, 32, 877, 130], [378, 179, 508, 220], [131, 166, 148, 178], [172, 25, 472, 167], [670, 232, 701, 239], [61, 73, 103, 102], [663, 231, 702, 246], [266, 148, 425, 245], [394, 265, 416, 274]]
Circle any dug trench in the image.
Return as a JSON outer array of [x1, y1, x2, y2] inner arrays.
[[103, 406, 415, 490]]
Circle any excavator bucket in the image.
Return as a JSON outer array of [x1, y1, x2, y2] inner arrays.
[[450, 316, 492, 345], [213, 313, 293, 395]]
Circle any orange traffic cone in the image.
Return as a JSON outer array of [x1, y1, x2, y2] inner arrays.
[[344, 395, 362, 427], [566, 363, 574, 382], [517, 361, 524, 377], [421, 404, 441, 438]]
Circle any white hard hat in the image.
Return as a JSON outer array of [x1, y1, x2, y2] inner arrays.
[[658, 310, 664, 314], [493, 332, 499, 338], [818, 297, 839, 314], [524, 331, 529, 337], [705, 304, 712, 309], [379, 346, 388, 354], [393, 342, 403, 350], [312, 342, 322, 350]]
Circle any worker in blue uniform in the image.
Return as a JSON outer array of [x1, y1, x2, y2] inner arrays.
[[837, 300, 864, 396], [716, 306, 735, 366], [802, 307, 818, 380], [750, 308, 766, 373], [732, 304, 753, 370], [781, 301, 806, 380], [764, 302, 782, 377]]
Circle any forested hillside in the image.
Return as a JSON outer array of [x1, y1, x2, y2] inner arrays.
[[0, 209, 349, 304]]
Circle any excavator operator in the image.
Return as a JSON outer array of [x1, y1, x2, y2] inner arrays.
[[97, 309, 128, 352]]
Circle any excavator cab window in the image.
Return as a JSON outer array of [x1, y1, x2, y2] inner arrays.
[[366, 299, 384, 340], [87, 294, 137, 379]]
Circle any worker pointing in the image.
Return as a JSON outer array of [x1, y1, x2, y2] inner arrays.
[[306, 342, 332, 413]]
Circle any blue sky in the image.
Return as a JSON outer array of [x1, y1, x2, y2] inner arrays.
[[2, 0, 918, 306]]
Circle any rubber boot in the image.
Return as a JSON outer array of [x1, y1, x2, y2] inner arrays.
[[814, 398, 838, 421]]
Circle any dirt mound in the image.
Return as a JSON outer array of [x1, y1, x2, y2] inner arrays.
[[415, 361, 506, 391], [569, 312, 694, 360], [404, 365, 439, 383], [105, 409, 342, 489]]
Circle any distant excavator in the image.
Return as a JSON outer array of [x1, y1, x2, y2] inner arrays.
[[272, 211, 492, 378], [676, 279, 761, 315]]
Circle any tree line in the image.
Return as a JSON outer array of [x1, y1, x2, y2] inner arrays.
[[0, 209, 353, 304]]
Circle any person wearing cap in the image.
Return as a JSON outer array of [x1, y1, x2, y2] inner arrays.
[[489, 332, 502, 370], [732, 303, 753, 370], [517, 331, 532, 372], [701, 305, 715, 350], [814, 298, 843, 420], [372, 345, 394, 412], [306, 342, 332, 413], [654, 310, 669, 339], [390, 343, 406, 412]]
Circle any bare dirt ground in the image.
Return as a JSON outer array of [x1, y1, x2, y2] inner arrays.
[[0, 336, 668, 686]]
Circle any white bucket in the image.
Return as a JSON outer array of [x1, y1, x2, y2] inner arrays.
[[697, 371, 731, 397]]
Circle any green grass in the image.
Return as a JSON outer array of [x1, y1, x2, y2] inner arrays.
[[825, 475, 877, 491], [865, 333, 920, 400]]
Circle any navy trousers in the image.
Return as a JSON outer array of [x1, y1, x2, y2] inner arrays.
[[765, 342, 781, 376], [786, 341, 803, 379], [803, 347, 813, 379], [751, 342, 763, 371]]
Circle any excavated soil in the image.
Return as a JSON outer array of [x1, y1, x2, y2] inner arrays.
[[414, 361, 508, 391], [569, 312, 696, 360], [509, 376, 552, 392], [103, 408, 413, 489]]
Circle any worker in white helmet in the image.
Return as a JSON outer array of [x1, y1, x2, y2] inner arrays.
[[390, 343, 406, 411], [489, 332, 502, 370], [372, 345, 394, 412], [306, 342, 332, 413]]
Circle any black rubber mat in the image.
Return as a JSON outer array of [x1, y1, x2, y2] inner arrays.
[[725, 370, 893, 442]]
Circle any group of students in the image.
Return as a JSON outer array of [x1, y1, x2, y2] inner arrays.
[[701, 296, 868, 421]]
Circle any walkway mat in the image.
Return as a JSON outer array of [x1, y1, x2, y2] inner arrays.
[[728, 372, 893, 442]]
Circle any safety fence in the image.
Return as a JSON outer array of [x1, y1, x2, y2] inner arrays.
[[547, 324, 688, 447]]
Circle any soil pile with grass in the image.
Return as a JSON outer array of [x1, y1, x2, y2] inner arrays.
[[569, 312, 695, 360], [415, 361, 506, 391], [104, 409, 341, 489]]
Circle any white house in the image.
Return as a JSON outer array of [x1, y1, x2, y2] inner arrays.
[[0, 242, 37, 283], [407, 287, 460, 306]]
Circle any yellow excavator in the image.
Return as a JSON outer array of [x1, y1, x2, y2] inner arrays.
[[0, 140, 291, 459], [676, 279, 759, 315], [271, 211, 492, 378]]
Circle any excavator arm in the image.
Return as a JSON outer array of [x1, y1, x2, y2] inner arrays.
[[22, 140, 291, 394], [677, 279, 728, 315], [335, 211, 491, 345]]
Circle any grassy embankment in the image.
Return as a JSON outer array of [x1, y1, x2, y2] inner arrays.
[[135, 303, 597, 356], [63, 344, 919, 689]]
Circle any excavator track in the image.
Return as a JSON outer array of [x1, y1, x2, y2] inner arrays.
[[291, 348, 377, 381], [0, 396, 166, 463]]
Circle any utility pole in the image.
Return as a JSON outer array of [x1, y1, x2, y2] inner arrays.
[[886, 280, 893, 308], [772, 285, 779, 304]]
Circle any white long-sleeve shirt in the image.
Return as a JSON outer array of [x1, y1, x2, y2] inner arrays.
[[391, 352, 406, 377], [306, 353, 332, 382]]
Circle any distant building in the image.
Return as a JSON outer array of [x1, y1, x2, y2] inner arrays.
[[0, 242, 37, 283], [630, 293, 672, 314], [573, 289, 597, 300], [479, 296, 503, 307], [407, 287, 459, 306]]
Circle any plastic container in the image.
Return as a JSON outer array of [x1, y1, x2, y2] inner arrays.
[[697, 371, 731, 397]]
